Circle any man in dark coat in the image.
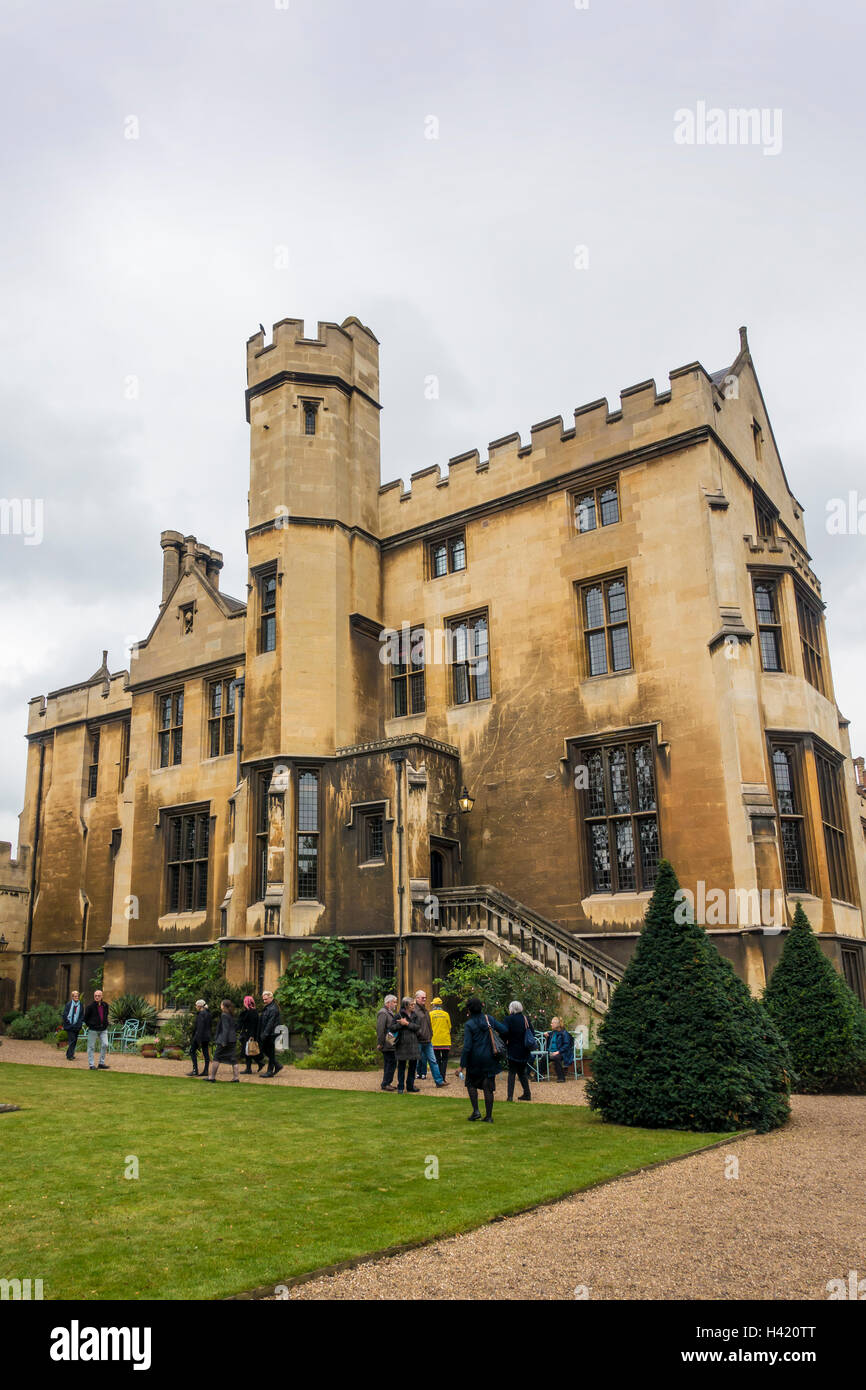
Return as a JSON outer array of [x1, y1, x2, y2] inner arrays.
[[502, 1000, 534, 1101], [83, 990, 110, 1070], [187, 999, 212, 1077], [460, 996, 508, 1122], [62, 990, 84, 1061], [258, 990, 283, 1078], [376, 994, 399, 1091]]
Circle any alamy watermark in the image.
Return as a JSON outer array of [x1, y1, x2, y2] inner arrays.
[[675, 882, 784, 929], [0, 498, 43, 545], [674, 102, 782, 157]]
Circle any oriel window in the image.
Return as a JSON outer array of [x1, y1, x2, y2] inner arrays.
[[260, 570, 277, 653], [581, 576, 631, 676], [770, 746, 808, 893], [754, 579, 783, 672], [796, 589, 827, 696], [580, 738, 660, 894], [815, 752, 853, 903], [157, 690, 184, 768], [574, 481, 619, 533], [450, 612, 491, 704], [297, 769, 320, 901], [391, 626, 426, 717], [166, 810, 210, 913], [208, 679, 236, 757]]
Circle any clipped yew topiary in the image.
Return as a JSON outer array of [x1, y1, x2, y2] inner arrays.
[[587, 860, 790, 1132], [762, 902, 866, 1093]]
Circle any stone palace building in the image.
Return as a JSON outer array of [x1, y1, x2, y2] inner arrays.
[[2, 316, 865, 1020]]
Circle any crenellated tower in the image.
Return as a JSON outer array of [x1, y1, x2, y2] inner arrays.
[[243, 316, 384, 761]]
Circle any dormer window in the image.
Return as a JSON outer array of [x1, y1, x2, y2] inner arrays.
[[302, 401, 319, 436]]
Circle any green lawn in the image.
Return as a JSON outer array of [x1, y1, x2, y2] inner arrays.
[[0, 1064, 732, 1300]]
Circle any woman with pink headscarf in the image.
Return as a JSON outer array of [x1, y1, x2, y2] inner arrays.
[[238, 994, 264, 1075]]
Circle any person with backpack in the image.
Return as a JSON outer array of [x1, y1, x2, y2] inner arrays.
[[459, 996, 508, 1122], [503, 999, 534, 1101]]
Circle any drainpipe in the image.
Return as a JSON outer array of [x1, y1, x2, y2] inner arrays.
[[20, 740, 46, 1011], [389, 747, 407, 1001]]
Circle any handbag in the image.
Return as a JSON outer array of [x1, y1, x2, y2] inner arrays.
[[523, 1015, 537, 1052], [245, 1038, 260, 1057], [485, 1015, 506, 1060]]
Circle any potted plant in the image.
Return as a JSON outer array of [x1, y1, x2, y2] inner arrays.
[[137, 1036, 159, 1058]]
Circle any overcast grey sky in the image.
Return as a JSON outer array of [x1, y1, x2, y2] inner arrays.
[[0, 0, 863, 847]]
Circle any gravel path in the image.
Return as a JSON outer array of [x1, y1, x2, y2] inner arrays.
[[285, 1093, 866, 1301], [0, 1039, 586, 1104]]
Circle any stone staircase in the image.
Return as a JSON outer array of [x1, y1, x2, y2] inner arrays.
[[429, 885, 624, 1017]]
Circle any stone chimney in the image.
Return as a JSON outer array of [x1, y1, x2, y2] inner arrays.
[[160, 530, 184, 603]]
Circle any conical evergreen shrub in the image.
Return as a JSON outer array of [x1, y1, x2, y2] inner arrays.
[[762, 902, 866, 1093], [587, 861, 790, 1132]]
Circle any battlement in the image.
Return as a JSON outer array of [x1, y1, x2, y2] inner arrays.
[[246, 315, 380, 405], [28, 669, 131, 738], [378, 359, 715, 537], [0, 840, 29, 883]]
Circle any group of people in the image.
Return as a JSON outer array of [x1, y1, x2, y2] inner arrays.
[[375, 992, 577, 1122], [187, 993, 284, 1081], [59, 988, 287, 1081]]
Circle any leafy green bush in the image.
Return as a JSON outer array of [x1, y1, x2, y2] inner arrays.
[[2, 1010, 22, 1027], [163, 946, 260, 1027], [109, 994, 159, 1033], [8, 1003, 63, 1040], [434, 955, 561, 1032], [296, 1009, 379, 1070], [276, 939, 394, 1044], [587, 861, 791, 1133], [135, 1036, 160, 1053], [159, 1014, 193, 1050], [763, 903, 866, 1093]]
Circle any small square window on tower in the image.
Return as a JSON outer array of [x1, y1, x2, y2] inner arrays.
[[302, 400, 319, 436]]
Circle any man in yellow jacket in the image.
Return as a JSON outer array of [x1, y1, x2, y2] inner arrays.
[[429, 997, 453, 1082]]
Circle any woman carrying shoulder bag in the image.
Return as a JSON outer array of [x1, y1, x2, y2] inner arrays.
[[239, 994, 264, 1076], [459, 996, 508, 1122]]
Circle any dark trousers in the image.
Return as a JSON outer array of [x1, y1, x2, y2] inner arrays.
[[507, 1059, 532, 1099], [434, 1048, 450, 1080], [397, 1059, 416, 1092], [381, 1051, 397, 1088], [260, 1037, 280, 1073], [551, 1055, 567, 1081], [65, 1028, 81, 1060], [190, 1043, 211, 1074]]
